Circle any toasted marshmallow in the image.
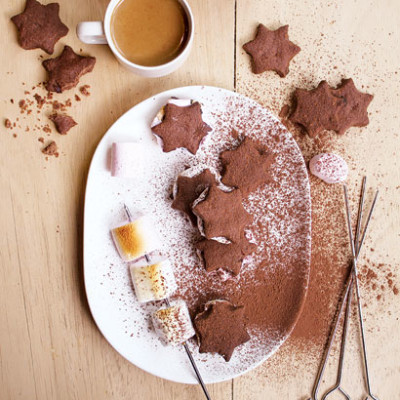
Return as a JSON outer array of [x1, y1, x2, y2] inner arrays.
[[110, 142, 146, 178], [111, 215, 162, 262], [152, 300, 195, 346], [130, 258, 177, 303], [150, 98, 193, 128]]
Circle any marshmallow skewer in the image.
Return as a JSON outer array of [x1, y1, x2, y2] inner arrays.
[[123, 204, 211, 400]]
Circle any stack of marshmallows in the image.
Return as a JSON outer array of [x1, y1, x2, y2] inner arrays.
[[111, 213, 195, 346]]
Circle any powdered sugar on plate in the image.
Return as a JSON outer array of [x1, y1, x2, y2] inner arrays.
[[84, 86, 311, 384]]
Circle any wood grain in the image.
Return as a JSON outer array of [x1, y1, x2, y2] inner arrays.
[[1, 0, 399, 399]]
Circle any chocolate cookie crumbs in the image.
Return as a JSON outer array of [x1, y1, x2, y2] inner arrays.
[[4, 119, 12, 128], [79, 85, 91, 96], [49, 113, 77, 134], [42, 140, 58, 156]]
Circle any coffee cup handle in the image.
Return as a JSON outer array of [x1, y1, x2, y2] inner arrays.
[[76, 22, 108, 44]]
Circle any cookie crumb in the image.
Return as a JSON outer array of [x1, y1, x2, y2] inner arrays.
[[79, 85, 91, 96], [4, 119, 12, 128], [42, 141, 59, 157]]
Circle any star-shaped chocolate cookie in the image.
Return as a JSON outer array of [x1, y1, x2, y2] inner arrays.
[[192, 186, 253, 243], [243, 24, 300, 77], [42, 45, 96, 93], [11, 0, 68, 55], [289, 79, 373, 137], [49, 113, 77, 134], [151, 102, 211, 154], [332, 78, 374, 134], [194, 300, 250, 361], [220, 137, 274, 196], [172, 169, 218, 225], [289, 81, 340, 137], [196, 235, 256, 275]]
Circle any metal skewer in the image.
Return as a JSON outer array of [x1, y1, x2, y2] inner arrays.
[[308, 178, 378, 400], [123, 204, 211, 400], [343, 187, 380, 400], [321, 177, 367, 400]]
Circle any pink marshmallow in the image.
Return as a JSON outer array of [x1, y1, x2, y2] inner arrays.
[[110, 142, 144, 178], [309, 153, 348, 184]]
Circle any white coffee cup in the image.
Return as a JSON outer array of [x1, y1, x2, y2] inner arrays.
[[76, 0, 194, 78]]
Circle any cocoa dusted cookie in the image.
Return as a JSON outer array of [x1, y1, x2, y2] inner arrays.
[[332, 78, 374, 134], [290, 79, 373, 137], [151, 102, 211, 154], [11, 0, 68, 55], [42, 45, 96, 93], [220, 136, 274, 196], [192, 186, 253, 243], [194, 300, 250, 361], [172, 169, 218, 225], [49, 113, 77, 134], [243, 24, 300, 77], [196, 236, 256, 276]]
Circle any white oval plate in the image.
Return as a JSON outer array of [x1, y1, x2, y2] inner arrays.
[[84, 86, 311, 384]]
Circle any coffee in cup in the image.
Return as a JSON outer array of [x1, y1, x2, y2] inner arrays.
[[110, 0, 189, 67]]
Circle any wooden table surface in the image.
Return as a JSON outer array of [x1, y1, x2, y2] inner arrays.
[[1, 0, 399, 399]]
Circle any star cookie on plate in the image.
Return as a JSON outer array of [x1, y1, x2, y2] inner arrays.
[[151, 102, 211, 154], [220, 136, 274, 196], [42, 45, 96, 93], [172, 169, 218, 225], [194, 299, 250, 361], [196, 235, 256, 276], [243, 24, 300, 77], [192, 186, 253, 243], [11, 0, 68, 55]]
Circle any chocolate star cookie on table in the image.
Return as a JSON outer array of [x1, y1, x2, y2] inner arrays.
[[220, 136, 274, 196], [289, 81, 340, 138], [42, 45, 96, 93], [11, 0, 68, 55], [194, 300, 250, 361], [332, 78, 374, 134], [195, 235, 256, 276], [243, 24, 300, 77], [192, 186, 253, 243], [289, 79, 373, 137], [49, 114, 77, 134], [151, 102, 211, 154], [172, 169, 218, 225]]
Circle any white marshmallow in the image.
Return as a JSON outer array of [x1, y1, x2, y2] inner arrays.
[[309, 153, 348, 184], [152, 300, 195, 346], [110, 142, 146, 178], [130, 258, 177, 303], [111, 215, 162, 262]]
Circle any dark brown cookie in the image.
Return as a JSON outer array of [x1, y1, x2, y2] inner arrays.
[[220, 136, 274, 196], [172, 169, 218, 225], [290, 79, 373, 137], [192, 186, 253, 243], [11, 0, 68, 55], [42, 45, 96, 93], [42, 141, 58, 156], [243, 24, 300, 77], [152, 102, 211, 154], [49, 113, 77, 134], [196, 235, 256, 275], [332, 78, 374, 134], [194, 300, 250, 361]]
